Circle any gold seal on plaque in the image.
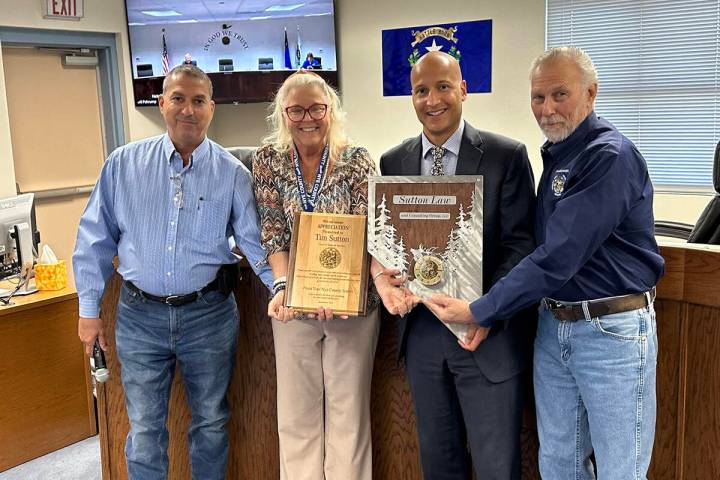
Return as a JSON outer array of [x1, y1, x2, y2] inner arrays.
[[414, 255, 444, 286], [319, 247, 342, 269]]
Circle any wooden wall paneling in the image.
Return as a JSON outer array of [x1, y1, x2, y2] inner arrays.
[[96, 275, 126, 480], [96, 246, 720, 480], [682, 248, 720, 307], [680, 304, 720, 480], [649, 299, 683, 480], [0, 295, 96, 471], [226, 271, 278, 479], [656, 247, 685, 302], [370, 310, 422, 479]]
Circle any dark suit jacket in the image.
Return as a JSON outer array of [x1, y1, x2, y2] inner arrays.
[[379, 122, 537, 383]]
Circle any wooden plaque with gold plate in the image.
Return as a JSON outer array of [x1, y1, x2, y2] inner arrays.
[[285, 212, 369, 316]]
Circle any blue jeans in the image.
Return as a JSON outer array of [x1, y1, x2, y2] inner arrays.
[[115, 282, 239, 480], [533, 301, 658, 480]]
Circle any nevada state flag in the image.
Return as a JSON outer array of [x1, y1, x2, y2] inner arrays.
[[381, 19, 492, 96]]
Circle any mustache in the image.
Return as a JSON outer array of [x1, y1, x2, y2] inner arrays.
[[539, 114, 566, 126]]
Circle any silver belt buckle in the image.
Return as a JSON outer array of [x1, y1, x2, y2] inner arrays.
[[165, 295, 181, 305], [543, 298, 561, 310]]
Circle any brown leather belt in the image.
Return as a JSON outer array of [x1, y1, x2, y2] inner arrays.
[[543, 287, 656, 322]]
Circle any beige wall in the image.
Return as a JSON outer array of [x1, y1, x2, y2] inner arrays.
[[0, 44, 16, 196], [0, 0, 713, 226], [212, 0, 547, 172], [0, 0, 165, 199], [2, 46, 109, 283], [655, 193, 711, 225]]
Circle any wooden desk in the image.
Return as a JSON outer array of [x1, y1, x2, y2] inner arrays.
[[0, 284, 97, 472], [96, 245, 720, 479]]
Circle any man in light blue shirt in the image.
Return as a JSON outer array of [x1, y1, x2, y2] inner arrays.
[[73, 64, 272, 480]]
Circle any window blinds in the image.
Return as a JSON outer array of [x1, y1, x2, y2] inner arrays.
[[546, 0, 719, 188]]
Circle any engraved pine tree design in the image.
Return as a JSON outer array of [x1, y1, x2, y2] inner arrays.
[[370, 192, 477, 294], [371, 194, 409, 274]]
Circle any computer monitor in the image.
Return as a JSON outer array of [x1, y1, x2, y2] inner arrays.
[[0, 193, 40, 281], [218, 59, 234, 72], [136, 63, 154, 77], [258, 57, 273, 70]]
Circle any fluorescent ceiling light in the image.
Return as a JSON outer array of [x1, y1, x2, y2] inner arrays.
[[305, 12, 331, 16], [141, 10, 182, 17], [128, 22, 146, 26], [265, 3, 305, 12], [250, 16, 272, 20], [177, 19, 198, 23]]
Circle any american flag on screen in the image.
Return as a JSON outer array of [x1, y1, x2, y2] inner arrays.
[[161, 31, 170, 75]]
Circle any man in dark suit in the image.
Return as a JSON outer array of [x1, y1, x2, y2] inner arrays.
[[378, 51, 536, 479]]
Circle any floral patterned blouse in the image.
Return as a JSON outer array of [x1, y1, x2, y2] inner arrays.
[[252, 143, 380, 312]]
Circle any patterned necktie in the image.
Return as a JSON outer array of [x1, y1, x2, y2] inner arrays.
[[430, 146, 445, 176]]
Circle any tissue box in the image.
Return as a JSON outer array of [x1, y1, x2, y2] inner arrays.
[[34, 260, 67, 291]]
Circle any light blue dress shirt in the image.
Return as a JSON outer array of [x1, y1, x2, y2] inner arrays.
[[420, 120, 465, 175], [73, 134, 273, 318]]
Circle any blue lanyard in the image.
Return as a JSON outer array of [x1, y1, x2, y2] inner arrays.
[[292, 144, 329, 212]]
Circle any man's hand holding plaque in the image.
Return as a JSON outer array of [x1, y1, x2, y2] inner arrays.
[[423, 293, 489, 351], [371, 265, 421, 317]]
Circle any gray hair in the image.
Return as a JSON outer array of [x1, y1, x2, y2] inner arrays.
[[162, 64, 214, 99], [529, 46, 598, 87]]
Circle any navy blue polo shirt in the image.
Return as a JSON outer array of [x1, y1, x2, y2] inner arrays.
[[470, 112, 665, 328]]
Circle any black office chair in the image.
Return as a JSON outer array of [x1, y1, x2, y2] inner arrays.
[[136, 64, 154, 77], [313, 56, 322, 70], [654, 221, 693, 240], [258, 57, 274, 70], [226, 146, 256, 171], [219, 59, 234, 72], [688, 141, 720, 244]]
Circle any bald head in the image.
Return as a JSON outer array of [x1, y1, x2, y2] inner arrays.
[[410, 51, 467, 147], [411, 51, 463, 85]]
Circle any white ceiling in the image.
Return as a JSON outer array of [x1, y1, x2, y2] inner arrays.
[[126, 0, 334, 24]]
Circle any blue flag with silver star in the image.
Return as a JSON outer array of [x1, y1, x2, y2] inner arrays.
[[381, 19, 492, 96]]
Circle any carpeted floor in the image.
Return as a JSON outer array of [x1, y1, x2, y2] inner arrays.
[[0, 436, 101, 480]]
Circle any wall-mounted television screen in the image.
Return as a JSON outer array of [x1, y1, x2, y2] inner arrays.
[[124, 0, 338, 106]]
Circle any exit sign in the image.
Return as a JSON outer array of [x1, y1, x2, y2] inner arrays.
[[44, 0, 84, 20]]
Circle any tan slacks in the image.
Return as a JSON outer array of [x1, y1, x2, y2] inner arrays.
[[272, 308, 380, 480]]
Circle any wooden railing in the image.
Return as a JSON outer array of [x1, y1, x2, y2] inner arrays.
[[96, 244, 720, 479]]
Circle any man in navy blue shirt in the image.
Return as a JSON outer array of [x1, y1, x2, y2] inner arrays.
[[425, 47, 664, 479]]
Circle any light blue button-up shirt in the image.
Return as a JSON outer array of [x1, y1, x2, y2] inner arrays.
[[420, 120, 465, 175], [73, 134, 272, 318]]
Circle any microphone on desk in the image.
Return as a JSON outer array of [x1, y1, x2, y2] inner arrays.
[[91, 339, 110, 383]]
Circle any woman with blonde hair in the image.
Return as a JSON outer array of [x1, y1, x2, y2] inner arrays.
[[253, 71, 408, 479]]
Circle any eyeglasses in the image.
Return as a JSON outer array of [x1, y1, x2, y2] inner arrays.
[[171, 174, 183, 209], [284, 103, 328, 122]]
